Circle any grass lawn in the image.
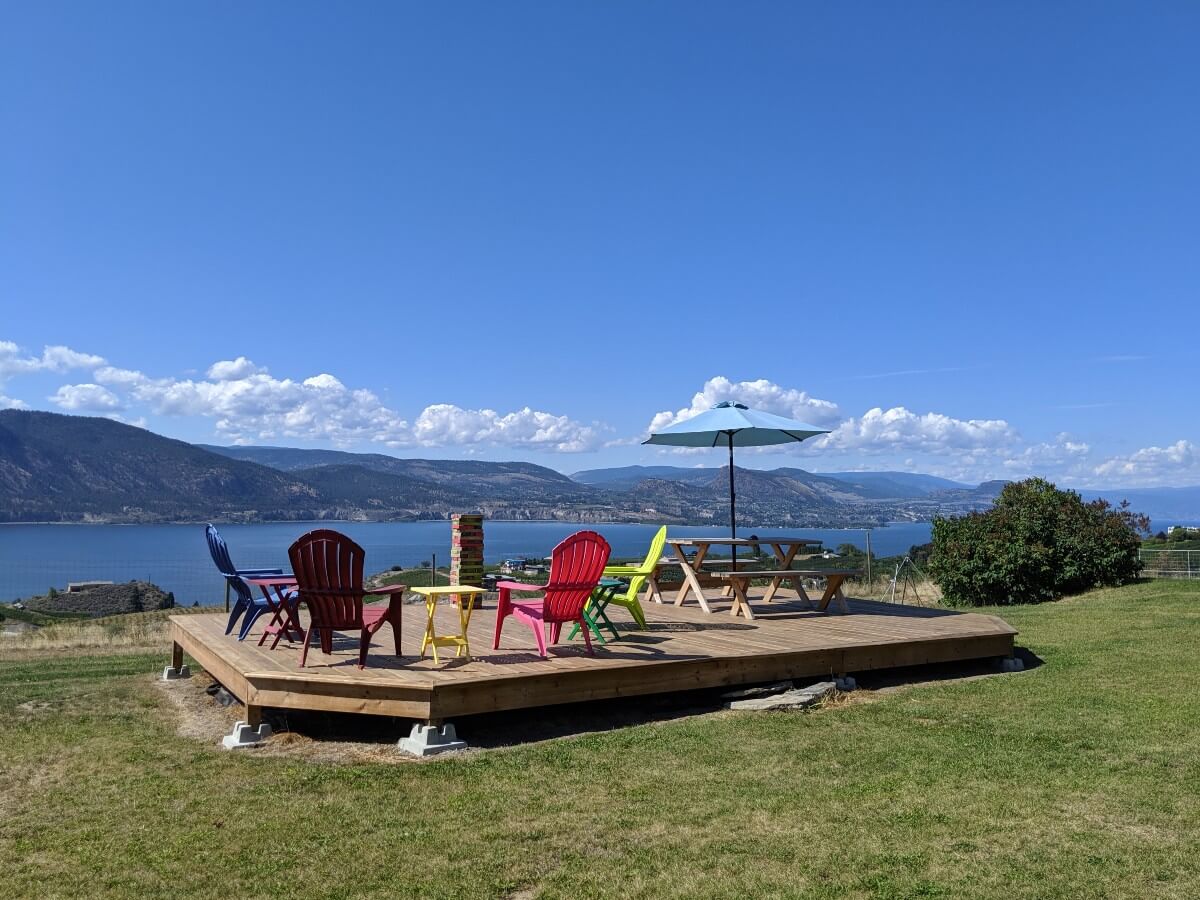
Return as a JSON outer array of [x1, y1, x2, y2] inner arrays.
[[1, 581, 1198, 899]]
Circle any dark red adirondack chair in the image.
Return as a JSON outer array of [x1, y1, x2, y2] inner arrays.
[[288, 529, 407, 669], [493, 530, 611, 657]]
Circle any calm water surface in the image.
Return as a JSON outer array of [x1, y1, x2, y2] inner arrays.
[[0, 520, 940, 605]]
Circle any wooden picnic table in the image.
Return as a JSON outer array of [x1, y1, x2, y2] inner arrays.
[[713, 568, 859, 619], [665, 536, 823, 614]]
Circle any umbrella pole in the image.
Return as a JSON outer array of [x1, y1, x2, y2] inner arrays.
[[728, 432, 736, 572]]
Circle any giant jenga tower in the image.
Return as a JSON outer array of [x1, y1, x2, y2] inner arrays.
[[449, 514, 484, 588]]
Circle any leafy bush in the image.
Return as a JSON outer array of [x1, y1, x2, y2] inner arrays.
[[928, 478, 1148, 606]]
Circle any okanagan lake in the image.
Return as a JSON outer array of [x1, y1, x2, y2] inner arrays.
[[0, 521, 942, 605]]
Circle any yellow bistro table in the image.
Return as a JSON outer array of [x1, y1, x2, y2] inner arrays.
[[412, 585, 486, 663]]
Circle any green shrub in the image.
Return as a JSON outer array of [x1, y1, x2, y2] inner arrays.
[[928, 478, 1148, 606]]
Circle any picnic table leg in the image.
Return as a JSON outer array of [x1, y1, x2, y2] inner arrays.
[[796, 581, 814, 608], [647, 569, 664, 604], [728, 577, 755, 620], [817, 574, 849, 613], [671, 543, 713, 613], [762, 542, 801, 603]]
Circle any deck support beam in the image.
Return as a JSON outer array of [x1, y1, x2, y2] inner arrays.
[[162, 641, 190, 680]]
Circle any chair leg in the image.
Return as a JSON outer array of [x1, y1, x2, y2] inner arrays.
[[627, 595, 648, 629], [238, 605, 266, 641], [579, 618, 594, 656], [527, 620, 548, 657], [299, 627, 313, 667], [550, 622, 563, 645], [358, 629, 369, 669], [225, 599, 247, 635], [493, 591, 511, 650]]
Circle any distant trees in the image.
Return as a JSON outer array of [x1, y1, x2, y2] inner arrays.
[[928, 478, 1148, 606]]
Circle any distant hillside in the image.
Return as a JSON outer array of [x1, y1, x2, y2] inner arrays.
[[7, 411, 1182, 527], [204, 445, 585, 500], [817, 471, 973, 498], [1077, 486, 1200, 521], [571, 465, 723, 490], [0, 410, 321, 523], [573, 464, 974, 500], [0, 415, 621, 524]]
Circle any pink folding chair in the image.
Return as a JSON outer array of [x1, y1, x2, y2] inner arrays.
[[492, 530, 611, 657]]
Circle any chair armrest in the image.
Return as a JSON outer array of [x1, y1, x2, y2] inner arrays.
[[235, 567, 285, 577], [602, 566, 646, 576], [494, 580, 547, 592], [366, 584, 408, 595]]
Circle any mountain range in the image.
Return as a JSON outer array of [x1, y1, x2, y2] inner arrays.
[[1, 410, 1195, 525]]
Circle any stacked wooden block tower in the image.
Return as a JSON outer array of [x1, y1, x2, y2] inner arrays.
[[450, 514, 484, 588]]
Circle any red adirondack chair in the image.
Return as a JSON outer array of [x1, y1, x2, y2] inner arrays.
[[288, 529, 407, 669], [493, 530, 611, 657]]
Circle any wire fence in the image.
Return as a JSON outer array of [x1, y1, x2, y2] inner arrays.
[[1138, 548, 1200, 579]]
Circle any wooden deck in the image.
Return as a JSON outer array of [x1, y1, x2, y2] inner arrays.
[[169, 590, 1017, 723]]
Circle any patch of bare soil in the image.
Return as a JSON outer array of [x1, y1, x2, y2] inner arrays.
[[152, 649, 1037, 763]]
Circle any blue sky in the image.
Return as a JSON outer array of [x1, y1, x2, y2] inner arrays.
[[2, 2, 1198, 487]]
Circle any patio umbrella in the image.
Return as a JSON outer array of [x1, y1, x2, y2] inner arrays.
[[642, 401, 830, 565]]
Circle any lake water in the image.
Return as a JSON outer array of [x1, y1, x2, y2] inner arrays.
[[0, 520, 938, 605]]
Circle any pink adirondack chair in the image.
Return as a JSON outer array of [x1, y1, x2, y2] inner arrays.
[[493, 530, 611, 657], [288, 529, 407, 669]]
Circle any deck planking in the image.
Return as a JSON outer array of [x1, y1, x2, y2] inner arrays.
[[169, 588, 1017, 722]]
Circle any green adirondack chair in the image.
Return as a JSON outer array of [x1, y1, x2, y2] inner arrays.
[[580, 525, 667, 635], [569, 526, 667, 642]]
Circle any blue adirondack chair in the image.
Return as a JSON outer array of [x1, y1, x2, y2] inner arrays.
[[205, 524, 290, 640]]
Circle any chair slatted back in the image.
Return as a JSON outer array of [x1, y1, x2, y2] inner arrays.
[[541, 531, 611, 623], [205, 523, 252, 605], [638, 526, 668, 574], [288, 529, 367, 630]]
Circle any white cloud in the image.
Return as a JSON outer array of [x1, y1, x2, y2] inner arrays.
[[90, 357, 603, 451], [1092, 440, 1198, 485], [647, 376, 842, 434], [814, 406, 1017, 455], [999, 433, 1091, 478], [413, 405, 602, 452], [0, 394, 27, 410], [50, 383, 123, 412], [207, 357, 266, 381], [0, 341, 106, 378]]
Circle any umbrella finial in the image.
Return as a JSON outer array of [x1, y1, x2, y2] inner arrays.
[[713, 400, 749, 410]]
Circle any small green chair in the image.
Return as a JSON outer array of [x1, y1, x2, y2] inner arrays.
[[568, 528, 666, 642], [597, 525, 668, 629]]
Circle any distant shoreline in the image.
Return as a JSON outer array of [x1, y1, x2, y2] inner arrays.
[[0, 518, 912, 529]]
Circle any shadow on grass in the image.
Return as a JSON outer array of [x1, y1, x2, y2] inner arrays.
[[215, 645, 1042, 754]]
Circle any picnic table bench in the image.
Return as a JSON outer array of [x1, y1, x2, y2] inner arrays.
[[712, 569, 860, 619], [665, 536, 823, 613]]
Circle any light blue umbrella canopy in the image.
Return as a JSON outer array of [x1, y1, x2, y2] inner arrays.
[[643, 401, 829, 448], [643, 401, 830, 555]]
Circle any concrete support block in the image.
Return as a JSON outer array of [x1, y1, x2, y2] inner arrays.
[[398, 722, 467, 757], [1000, 656, 1025, 673], [161, 665, 190, 681], [221, 720, 272, 750], [834, 675, 857, 692]]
